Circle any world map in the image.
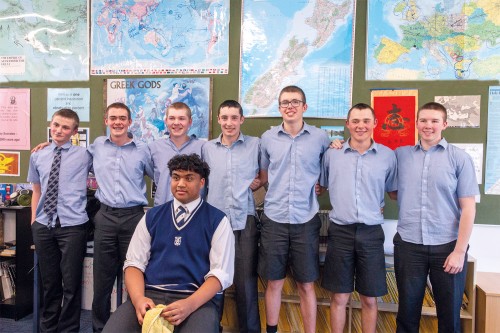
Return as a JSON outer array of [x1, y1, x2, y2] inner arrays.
[[91, 0, 229, 75], [0, 0, 88, 82], [240, 0, 355, 118], [366, 0, 500, 81]]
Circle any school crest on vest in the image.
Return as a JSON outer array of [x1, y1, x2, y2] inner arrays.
[[174, 236, 182, 246]]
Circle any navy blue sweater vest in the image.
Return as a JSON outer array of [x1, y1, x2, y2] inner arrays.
[[144, 200, 225, 293]]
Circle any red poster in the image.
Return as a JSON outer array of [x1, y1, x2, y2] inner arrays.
[[373, 96, 416, 150]]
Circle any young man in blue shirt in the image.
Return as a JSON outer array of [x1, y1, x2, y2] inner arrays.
[[391, 102, 479, 332], [202, 100, 266, 333], [102, 154, 235, 333], [149, 102, 205, 206], [89, 102, 154, 332], [28, 109, 92, 332], [320, 103, 397, 333], [259, 86, 330, 333]]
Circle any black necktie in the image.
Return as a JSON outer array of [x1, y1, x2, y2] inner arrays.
[[44, 147, 62, 228]]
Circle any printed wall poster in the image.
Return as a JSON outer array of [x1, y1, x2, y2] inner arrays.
[[106, 78, 211, 143], [371, 89, 418, 150], [47, 88, 90, 122], [435, 95, 480, 128], [0, 88, 30, 150], [0, 151, 20, 177]]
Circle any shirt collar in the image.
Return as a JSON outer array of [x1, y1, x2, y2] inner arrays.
[[173, 197, 201, 214], [414, 138, 448, 151], [50, 141, 72, 151], [105, 133, 136, 147], [344, 139, 377, 153], [215, 132, 245, 146], [277, 121, 311, 136]]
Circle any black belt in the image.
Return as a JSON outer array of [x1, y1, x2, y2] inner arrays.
[[100, 203, 144, 213]]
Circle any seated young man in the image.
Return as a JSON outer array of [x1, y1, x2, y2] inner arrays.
[[103, 154, 235, 333]]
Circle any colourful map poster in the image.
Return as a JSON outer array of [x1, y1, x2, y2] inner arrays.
[[371, 90, 418, 150], [240, 0, 355, 118], [106, 78, 211, 143], [485, 86, 500, 195], [366, 0, 500, 81], [0, 0, 89, 82], [91, 1, 229, 75]]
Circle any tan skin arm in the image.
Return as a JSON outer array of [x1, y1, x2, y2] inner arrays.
[[31, 142, 50, 153], [443, 196, 475, 274], [125, 267, 155, 326], [162, 276, 222, 326], [31, 183, 41, 224], [387, 191, 398, 201], [250, 170, 268, 191]]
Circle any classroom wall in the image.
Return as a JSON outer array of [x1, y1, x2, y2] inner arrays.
[[0, 0, 499, 224]]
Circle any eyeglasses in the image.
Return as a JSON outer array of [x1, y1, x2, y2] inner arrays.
[[279, 99, 304, 108]]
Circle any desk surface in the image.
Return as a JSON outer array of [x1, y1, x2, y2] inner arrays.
[[477, 272, 500, 296]]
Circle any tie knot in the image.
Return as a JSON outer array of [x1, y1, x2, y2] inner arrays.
[[177, 206, 186, 215]]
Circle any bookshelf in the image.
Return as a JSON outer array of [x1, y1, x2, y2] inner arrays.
[[0, 206, 33, 320]]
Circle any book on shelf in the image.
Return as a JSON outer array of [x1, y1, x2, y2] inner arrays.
[[0, 246, 16, 257]]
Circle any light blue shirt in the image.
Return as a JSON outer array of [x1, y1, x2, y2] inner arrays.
[[320, 140, 397, 226], [261, 122, 330, 224], [89, 136, 153, 208], [202, 133, 260, 230], [28, 142, 92, 227], [148, 135, 204, 206], [395, 139, 479, 245]]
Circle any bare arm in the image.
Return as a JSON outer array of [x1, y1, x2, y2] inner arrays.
[[250, 170, 268, 191], [162, 276, 222, 326], [387, 191, 398, 201], [31, 183, 41, 224], [443, 196, 475, 274], [124, 267, 156, 325], [31, 142, 50, 153]]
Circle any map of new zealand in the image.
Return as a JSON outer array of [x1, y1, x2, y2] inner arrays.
[[240, 0, 355, 118], [367, 0, 500, 81]]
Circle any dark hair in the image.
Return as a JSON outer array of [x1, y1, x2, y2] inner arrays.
[[168, 154, 210, 179], [347, 103, 375, 121], [52, 108, 80, 129], [218, 100, 243, 116], [417, 102, 447, 122], [279, 85, 306, 104], [105, 102, 131, 119], [167, 102, 192, 119]]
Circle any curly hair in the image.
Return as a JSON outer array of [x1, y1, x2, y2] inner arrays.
[[168, 154, 210, 179]]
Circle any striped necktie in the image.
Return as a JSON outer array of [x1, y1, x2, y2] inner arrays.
[[44, 147, 62, 228], [175, 205, 187, 227]]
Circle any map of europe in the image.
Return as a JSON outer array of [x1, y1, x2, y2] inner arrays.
[[0, 0, 88, 82], [240, 0, 355, 118], [91, 0, 229, 75], [366, 0, 500, 81]]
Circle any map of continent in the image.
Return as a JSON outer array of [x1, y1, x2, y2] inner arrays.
[[240, 0, 355, 118], [367, 0, 500, 80], [91, 0, 229, 75], [0, 0, 88, 82]]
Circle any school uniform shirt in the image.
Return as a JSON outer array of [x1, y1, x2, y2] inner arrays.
[[202, 133, 260, 231], [89, 136, 153, 208], [395, 138, 479, 245], [320, 140, 397, 226], [149, 135, 205, 206], [124, 197, 235, 293], [27, 141, 92, 227], [260, 122, 330, 224]]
